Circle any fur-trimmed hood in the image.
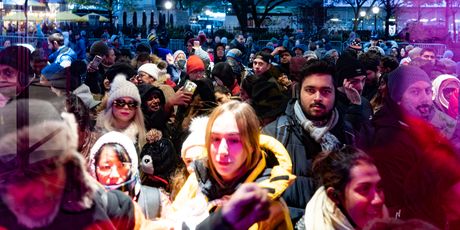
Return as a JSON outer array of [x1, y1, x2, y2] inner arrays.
[[0, 99, 98, 213]]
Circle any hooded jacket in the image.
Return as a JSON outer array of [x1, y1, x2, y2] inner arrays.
[[170, 134, 295, 230]]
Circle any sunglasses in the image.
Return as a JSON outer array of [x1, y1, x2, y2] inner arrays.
[[113, 100, 138, 109]]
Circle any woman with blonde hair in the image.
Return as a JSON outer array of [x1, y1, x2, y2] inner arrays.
[[96, 74, 146, 150], [170, 100, 295, 229]]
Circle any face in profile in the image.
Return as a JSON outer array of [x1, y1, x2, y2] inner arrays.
[[96, 144, 131, 186], [209, 111, 248, 181], [214, 91, 231, 105], [342, 161, 385, 229], [300, 73, 335, 121], [183, 146, 205, 174], [2, 165, 66, 229]]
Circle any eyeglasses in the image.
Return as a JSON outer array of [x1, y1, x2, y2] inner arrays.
[[113, 100, 138, 109], [96, 162, 131, 175]]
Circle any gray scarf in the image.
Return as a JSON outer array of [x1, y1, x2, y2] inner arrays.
[[294, 100, 341, 151]]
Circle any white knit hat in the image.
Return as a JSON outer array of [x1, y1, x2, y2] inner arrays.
[[181, 116, 209, 159], [138, 63, 160, 80], [107, 74, 141, 109]]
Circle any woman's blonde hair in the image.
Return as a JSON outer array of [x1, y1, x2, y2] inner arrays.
[[205, 101, 261, 185], [99, 105, 146, 150]]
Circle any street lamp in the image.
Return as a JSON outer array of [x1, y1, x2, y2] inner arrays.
[[372, 6, 380, 35], [359, 10, 366, 30], [164, 1, 172, 26]]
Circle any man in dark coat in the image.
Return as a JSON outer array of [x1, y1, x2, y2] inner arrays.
[[262, 60, 354, 225], [370, 65, 460, 229]]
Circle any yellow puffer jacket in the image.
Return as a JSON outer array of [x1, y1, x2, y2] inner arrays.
[[171, 134, 296, 230]]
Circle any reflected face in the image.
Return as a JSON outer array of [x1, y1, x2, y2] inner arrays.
[[342, 162, 384, 229], [2, 166, 66, 228], [0, 64, 19, 98], [300, 74, 335, 121], [210, 112, 248, 181], [112, 97, 137, 124], [399, 81, 433, 120], [96, 145, 131, 185]]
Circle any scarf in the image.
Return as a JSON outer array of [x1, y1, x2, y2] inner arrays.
[[304, 186, 354, 230], [294, 100, 341, 151]]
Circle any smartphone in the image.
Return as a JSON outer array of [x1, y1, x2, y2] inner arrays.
[[90, 55, 103, 69], [184, 80, 197, 94]]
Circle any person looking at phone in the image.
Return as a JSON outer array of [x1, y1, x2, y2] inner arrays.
[[85, 41, 115, 95]]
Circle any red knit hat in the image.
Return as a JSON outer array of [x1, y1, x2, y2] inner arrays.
[[186, 55, 205, 74]]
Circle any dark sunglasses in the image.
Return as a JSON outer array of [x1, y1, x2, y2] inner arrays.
[[113, 100, 138, 109]]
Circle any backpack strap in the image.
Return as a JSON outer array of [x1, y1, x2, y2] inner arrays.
[[138, 185, 161, 220]]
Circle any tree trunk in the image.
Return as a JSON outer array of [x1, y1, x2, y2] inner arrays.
[[417, 5, 421, 21], [353, 12, 360, 31], [453, 12, 457, 42], [445, 0, 450, 30], [384, 13, 391, 39], [109, 0, 113, 27]]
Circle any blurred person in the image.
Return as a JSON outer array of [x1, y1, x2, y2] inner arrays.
[[211, 62, 240, 96], [432, 74, 460, 119], [0, 99, 148, 229], [3, 39, 11, 48], [171, 101, 295, 229], [213, 43, 226, 64], [214, 85, 233, 105], [420, 48, 437, 65], [370, 65, 460, 228], [30, 48, 48, 78], [400, 46, 422, 65], [0, 46, 31, 106], [304, 146, 388, 229]]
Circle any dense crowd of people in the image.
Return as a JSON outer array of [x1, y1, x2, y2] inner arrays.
[[1, 28, 460, 230]]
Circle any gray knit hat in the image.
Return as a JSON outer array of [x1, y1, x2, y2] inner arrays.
[[107, 74, 141, 109], [387, 65, 431, 102]]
